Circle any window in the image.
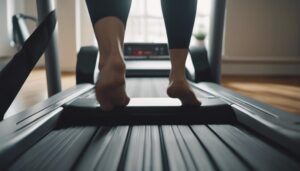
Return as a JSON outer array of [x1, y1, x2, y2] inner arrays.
[[125, 0, 211, 43]]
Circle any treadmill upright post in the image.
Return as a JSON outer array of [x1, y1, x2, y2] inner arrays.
[[36, 0, 62, 96], [207, 0, 226, 83]]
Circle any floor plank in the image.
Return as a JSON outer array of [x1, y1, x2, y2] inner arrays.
[[4, 68, 75, 118], [3, 69, 300, 118], [222, 75, 300, 115]]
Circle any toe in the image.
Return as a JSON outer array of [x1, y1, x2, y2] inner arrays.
[[182, 91, 201, 105], [113, 94, 130, 107], [181, 96, 201, 106]]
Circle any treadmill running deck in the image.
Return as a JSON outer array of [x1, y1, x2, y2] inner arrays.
[[5, 78, 300, 171]]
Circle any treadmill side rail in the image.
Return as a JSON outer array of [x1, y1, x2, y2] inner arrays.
[[0, 109, 61, 170], [0, 84, 94, 169], [194, 82, 300, 158]]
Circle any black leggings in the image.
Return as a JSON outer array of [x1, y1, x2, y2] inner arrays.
[[86, 0, 197, 49]]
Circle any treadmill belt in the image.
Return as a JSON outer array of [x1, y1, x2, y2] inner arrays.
[[9, 127, 97, 171], [126, 78, 168, 97], [126, 78, 211, 98], [9, 125, 300, 171], [209, 125, 300, 170], [7, 78, 300, 171]]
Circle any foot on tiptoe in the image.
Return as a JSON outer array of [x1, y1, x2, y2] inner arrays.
[[95, 56, 130, 111], [167, 78, 201, 106]]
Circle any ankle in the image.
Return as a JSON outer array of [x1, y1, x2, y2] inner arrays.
[[98, 43, 124, 69], [169, 70, 186, 82], [99, 53, 125, 70], [100, 48, 123, 58], [102, 56, 126, 72]]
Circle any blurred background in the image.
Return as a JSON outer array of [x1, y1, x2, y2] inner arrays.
[[0, 0, 300, 118]]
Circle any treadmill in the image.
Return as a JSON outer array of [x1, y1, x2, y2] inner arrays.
[[0, 1, 300, 171]]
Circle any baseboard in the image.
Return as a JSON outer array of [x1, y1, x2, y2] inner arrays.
[[222, 56, 300, 64], [222, 56, 300, 75]]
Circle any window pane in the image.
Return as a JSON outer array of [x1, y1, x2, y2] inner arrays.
[[125, 16, 146, 42], [146, 0, 162, 17], [146, 18, 167, 42], [125, 0, 211, 43], [130, 0, 145, 16]]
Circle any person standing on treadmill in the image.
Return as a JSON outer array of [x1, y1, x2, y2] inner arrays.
[[86, 0, 201, 111]]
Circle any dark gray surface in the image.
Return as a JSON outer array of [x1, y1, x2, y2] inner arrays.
[[9, 127, 97, 171], [9, 125, 300, 171], [36, 0, 61, 96], [207, 0, 226, 83], [7, 78, 300, 171], [0, 85, 93, 170], [210, 125, 300, 171], [0, 57, 11, 72], [75, 126, 130, 171], [61, 97, 235, 125], [76, 46, 99, 84], [195, 82, 300, 158]]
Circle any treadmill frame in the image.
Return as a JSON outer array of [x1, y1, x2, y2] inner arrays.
[[1, 82, 300, 170]]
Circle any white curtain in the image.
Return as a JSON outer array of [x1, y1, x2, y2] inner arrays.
[[124, 0, 211, 43]]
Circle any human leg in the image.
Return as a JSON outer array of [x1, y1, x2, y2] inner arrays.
[[161, 0, 200, 105], [86, 0, 132, 110]]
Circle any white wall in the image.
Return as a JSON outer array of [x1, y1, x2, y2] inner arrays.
[[23, 0, 37, 33], [79, 0, 95, 47], [56, 0, 79, 71], [0, 0, 23, 58], [56, 0, 95, 71], [224, 0, 300, 58], [0, 0, 40, 59], [222, 0, 300, 75]]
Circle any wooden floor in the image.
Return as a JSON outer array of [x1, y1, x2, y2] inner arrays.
[[4, 68, 300, 118], [222, 76, 300, 115]]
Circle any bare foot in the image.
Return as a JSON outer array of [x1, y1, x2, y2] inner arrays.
[[95, 57, 130, 111], [167, 79, 201, 106]]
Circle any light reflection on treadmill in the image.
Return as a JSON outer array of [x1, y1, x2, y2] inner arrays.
[[125, 60, 171, 70]]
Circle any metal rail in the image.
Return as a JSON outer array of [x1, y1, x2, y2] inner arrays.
[[36, 0, 61, 96]]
